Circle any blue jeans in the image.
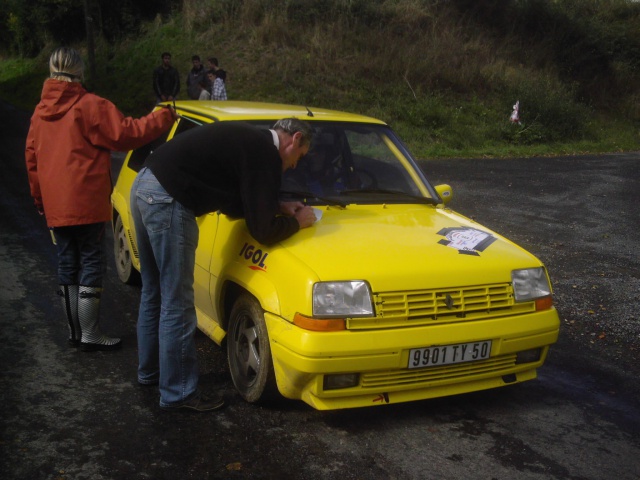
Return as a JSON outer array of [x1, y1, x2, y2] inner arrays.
[[54, 223, 107, 286], [130, 167, 200, 407]]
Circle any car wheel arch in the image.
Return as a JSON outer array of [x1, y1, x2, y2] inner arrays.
[[218, 275, 281, 331]]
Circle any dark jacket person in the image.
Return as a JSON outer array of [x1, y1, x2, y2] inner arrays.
[[129, 118, 316, 412]]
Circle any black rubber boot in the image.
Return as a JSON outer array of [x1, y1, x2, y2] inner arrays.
[[78, 286, 122, 352], [58, 285, 81, 347]]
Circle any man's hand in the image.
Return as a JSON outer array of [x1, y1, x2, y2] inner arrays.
[[279, 201, 317, 228], [279, 201, 304, 216], [294, 206, 317, 229]]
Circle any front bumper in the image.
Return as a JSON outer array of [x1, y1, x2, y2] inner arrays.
[[266, 309, 560, 410]]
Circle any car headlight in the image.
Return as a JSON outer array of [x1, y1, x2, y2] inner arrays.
[[313, 281, 374, 318], [511, 268, 552, 302]]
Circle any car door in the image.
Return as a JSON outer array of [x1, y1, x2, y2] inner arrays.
[[166, 115, 225, 335], [194, 212, 219, 321]]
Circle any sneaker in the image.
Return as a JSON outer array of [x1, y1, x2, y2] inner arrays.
[[161, 392, 225, 412]]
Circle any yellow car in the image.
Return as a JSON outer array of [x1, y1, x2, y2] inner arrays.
[[111, 100, 560, 410]]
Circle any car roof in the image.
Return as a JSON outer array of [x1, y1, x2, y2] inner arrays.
[[164, 100, 388, 125]]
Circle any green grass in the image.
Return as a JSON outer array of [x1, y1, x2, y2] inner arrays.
[[2, 1, 639, 159]]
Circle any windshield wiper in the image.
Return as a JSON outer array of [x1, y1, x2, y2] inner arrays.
[[339, 188, 438, 205], [280, 190, 348, 208]]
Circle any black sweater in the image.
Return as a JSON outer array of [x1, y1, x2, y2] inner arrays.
[[145, 122, 299, 245]]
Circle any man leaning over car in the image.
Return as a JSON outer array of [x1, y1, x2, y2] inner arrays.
[[130, 118, 317, 412]]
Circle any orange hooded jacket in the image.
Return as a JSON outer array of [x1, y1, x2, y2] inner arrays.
[[25, 79, 174, 227]]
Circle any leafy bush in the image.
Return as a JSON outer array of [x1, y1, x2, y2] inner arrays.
[[502, 75, 591, 144]]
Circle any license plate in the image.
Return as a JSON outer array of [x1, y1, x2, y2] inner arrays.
[[408, 340, 492, 369]]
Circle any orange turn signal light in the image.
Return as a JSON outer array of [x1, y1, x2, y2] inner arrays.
[[293, 313, 346, 332], [535, 296, 554, 311]]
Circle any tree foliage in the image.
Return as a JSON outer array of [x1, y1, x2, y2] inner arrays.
[[0, 0, 177, 56], [2, 0, 639, 156]]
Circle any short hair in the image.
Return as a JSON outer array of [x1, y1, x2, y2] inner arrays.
[[49, 46, 84, 82], [273, 118, 313, 147], [207, 57, 219, 66], [161, 52, 171, 59], [192, 55, 201, 61], [206, 69, 217, 77]]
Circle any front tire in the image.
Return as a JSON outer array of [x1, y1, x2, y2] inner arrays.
[[113, 215, 140, 285], [227, 294, 278, 404]]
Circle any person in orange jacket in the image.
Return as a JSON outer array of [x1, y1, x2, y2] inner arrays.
[[25, 46, 176, 352]]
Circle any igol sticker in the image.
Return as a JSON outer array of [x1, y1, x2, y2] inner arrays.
[[239, 242, 269, 271], [437, 227, 496, 256]]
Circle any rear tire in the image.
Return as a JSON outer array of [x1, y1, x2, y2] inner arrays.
[[113, 215, 140, 285], [227, 294, 278, 404]]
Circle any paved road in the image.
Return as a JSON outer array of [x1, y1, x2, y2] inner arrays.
[[1, 102, 639, 479]]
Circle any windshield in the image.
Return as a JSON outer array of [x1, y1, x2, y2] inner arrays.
[[280, 122, 437, 206], [130, 116, 438, 205]]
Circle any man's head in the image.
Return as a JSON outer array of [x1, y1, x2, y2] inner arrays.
[[161, 52, 171, 67], [49, 46, 84, 83], [207, 57, 219, 69], [192, 55, 202, 69], [273, 118, 313, 172], [207, 70, 217, 82]]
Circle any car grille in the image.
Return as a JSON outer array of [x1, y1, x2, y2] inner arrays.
[[360, 353, 518, 389], [348, 283, 535, 330]]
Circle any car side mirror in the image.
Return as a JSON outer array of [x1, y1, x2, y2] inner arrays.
[[434, 184, 453, 205]]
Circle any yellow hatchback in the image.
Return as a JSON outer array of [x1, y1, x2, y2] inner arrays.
[[111, 100, 560, 410]]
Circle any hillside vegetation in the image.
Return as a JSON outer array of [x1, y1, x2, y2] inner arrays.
[[2, 0, 640, 158]]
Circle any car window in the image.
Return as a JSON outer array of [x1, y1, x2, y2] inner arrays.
[[281, 123, 429, 204], [126, 118, 433, 204], [347, 128, 422, 194], [127, 130, 171, 173], [126, 115, 202, 173], [173, 115, 203, 136]]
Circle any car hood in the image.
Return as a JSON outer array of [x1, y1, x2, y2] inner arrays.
[[279, 204, 541, 291]]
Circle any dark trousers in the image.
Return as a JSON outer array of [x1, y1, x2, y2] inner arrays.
[[53, 222, 107, 287]]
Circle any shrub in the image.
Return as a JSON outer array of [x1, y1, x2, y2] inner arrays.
[[502, 74, 591, 144]]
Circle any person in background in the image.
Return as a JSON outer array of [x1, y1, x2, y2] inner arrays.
[[206, 56, 227, 83], [186, 55, 207, 100], [207, 69, 227, 100], [198, 79, 211, 100], [25, 46, 176, 352], [130, 118, 317, 411], [153, 52, 180, 103]]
